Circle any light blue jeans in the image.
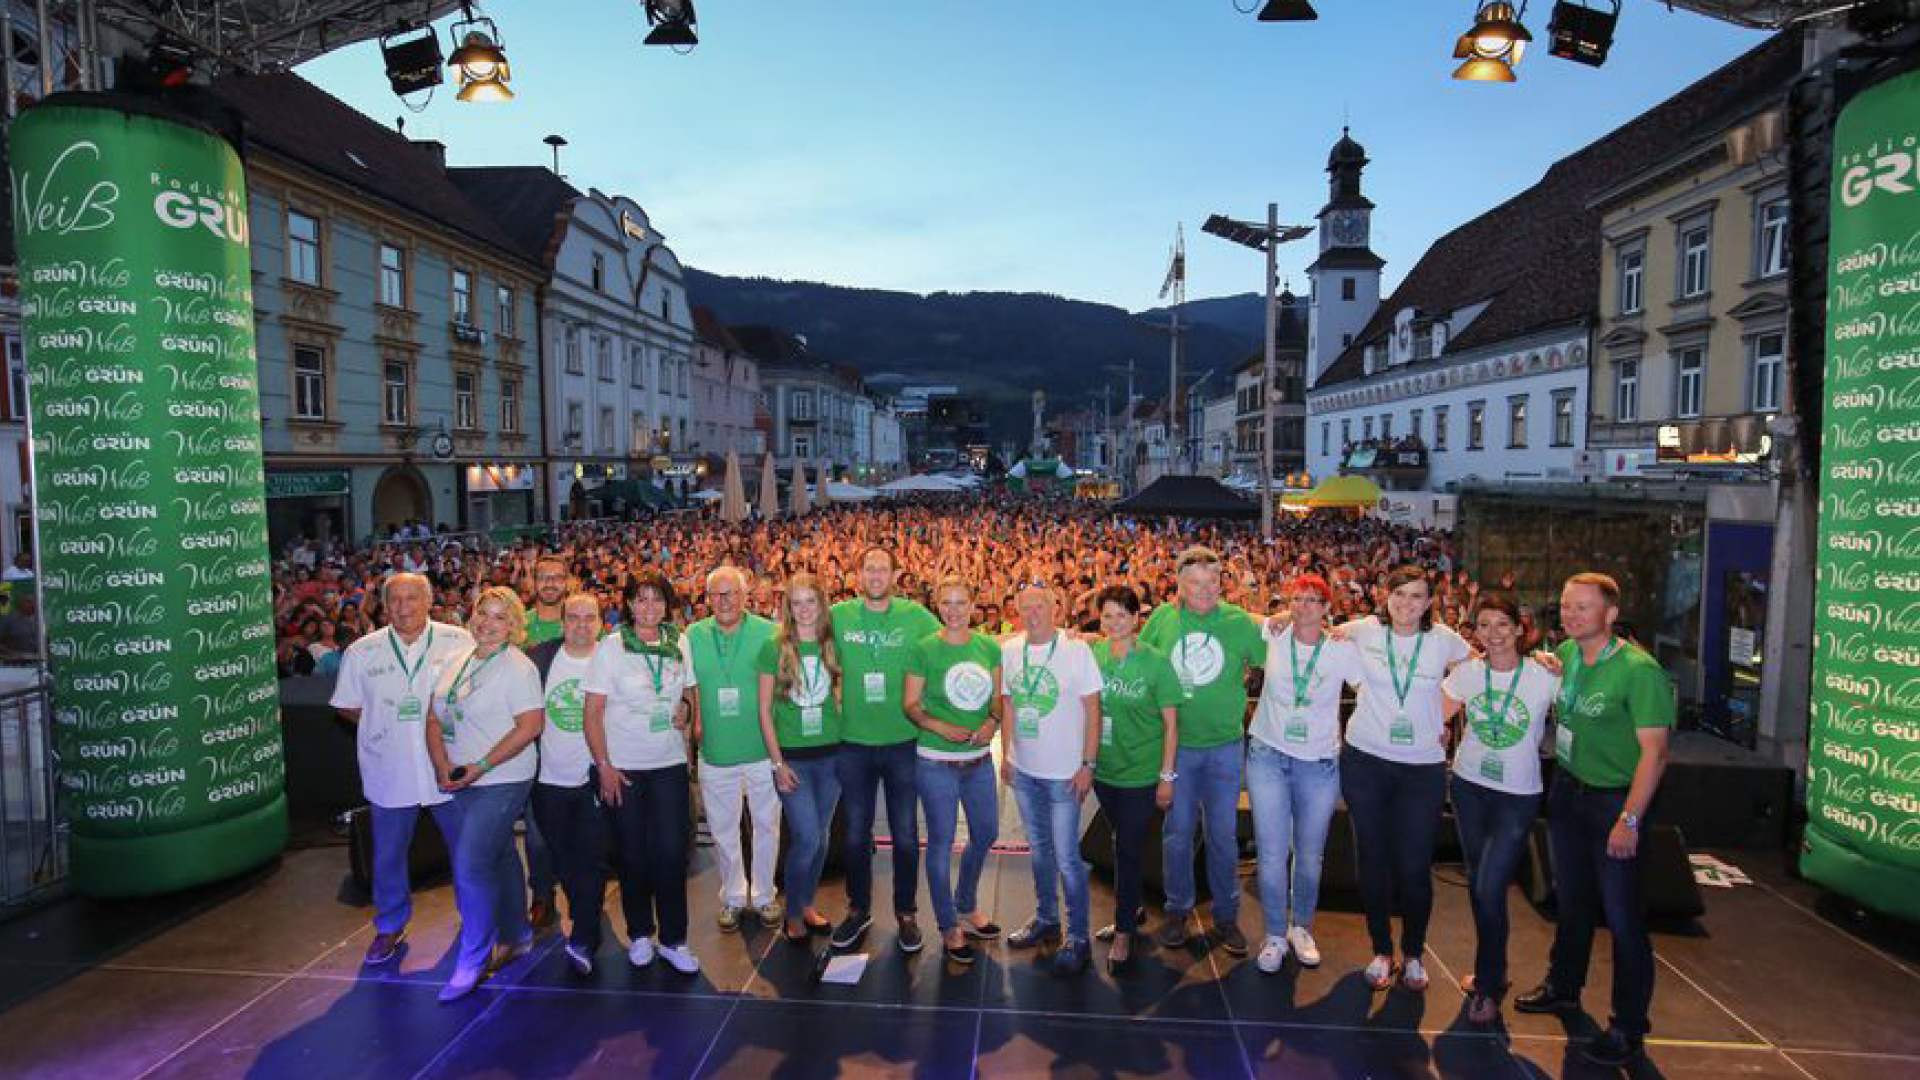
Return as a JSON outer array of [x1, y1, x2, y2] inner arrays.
[[1012, 770, 1091, 943], [1163, 740, 1246, 923], [441, 780, 533, 974], [369, 801, 458, 934], [916, 756, 999, 931], [778, 755, 843, 922], [1245, 740, 1342, 936]]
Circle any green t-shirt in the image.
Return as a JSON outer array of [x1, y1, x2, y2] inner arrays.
[[832, 597, 942, 746], [1552, 638, 1675, 788], [1093, 641, 1182, 787], [524, 610, 563, 646], [753, 636, 842, 750], [906, 631, 1001, 754], [1139, 601, 1265, 748], [685, 613, 776, 766]]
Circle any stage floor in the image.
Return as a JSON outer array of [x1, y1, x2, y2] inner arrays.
[[0, 833, 1915, 1080]]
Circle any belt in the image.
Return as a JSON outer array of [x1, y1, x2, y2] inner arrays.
[[1560, 774, 1629, 797], [926, 754, 991, 769]]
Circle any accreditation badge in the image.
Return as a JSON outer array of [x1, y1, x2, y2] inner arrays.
[[1284, 714, 1309, 744], [1480, 754, 1505, 783], [863, 671, 887, 704], [397, 695, 424, 724], [649, 706, 673, 733], [1016, 704, 1041, 740], [717, 686, 742, 718], [1554, 725, 1574, 762], [440, 703, 460, 742], [1389, 713, 1415, 747], [801, 706, 824, 737], [1100, 713, 1114, 747]]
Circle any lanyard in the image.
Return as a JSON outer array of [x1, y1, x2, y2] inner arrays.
[[1177, 607, 1212, 676], [388, 627, 434, 687], [1481, 659, 1527, 731], [861, 602, 888, 663], [1385, 629, 1426, 711], [1558, 638, 1621, 717], [625, 625, 669, 695], [1289, 632, 1325, 707], [1017, 634, 1059, 699], [711, 622, 746, 684], [1103, 642, 1140, 697], [796, 644, 825, 702], [446, 644, 501, 705]]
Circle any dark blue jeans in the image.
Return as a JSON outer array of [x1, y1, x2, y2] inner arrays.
[[530, 780, 610, 952], [835, 739, 920, 916], [1545, 775, 1655, 1039], [1340, 745, 1446, 957], [1450, 775, 1541, 994]]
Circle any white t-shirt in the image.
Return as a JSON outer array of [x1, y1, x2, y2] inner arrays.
[[1249, 627, 1363, 762], [431, 645, 543, 786], [539, 646, 597, 787], [1443, 657, 1561, 796], [582, 633, 691, 771], [1342, 617, 1471, 766], [1001, 632, 1104, 781], [330, 621, 474, 809]]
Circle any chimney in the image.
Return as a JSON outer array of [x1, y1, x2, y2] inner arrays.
[[412, 139, 447, 169]]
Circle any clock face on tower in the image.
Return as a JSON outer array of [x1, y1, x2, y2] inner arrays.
[[1329, 210, 1367, 246]]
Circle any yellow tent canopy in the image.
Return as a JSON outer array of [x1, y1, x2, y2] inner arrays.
[[1304, 475, 1383, 509]]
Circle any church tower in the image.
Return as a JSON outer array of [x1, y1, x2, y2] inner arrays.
[[1306, 128, 1385, 387]]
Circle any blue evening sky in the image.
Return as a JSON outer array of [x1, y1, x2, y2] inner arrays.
[[297, 1, 1765, 310]]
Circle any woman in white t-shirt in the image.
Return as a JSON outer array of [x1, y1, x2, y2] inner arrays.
[[1442, 591, 1561, 1025], [582, 572, 700, 976], [1337, 566, 1470, 993], [424, 586, 545, 1003]]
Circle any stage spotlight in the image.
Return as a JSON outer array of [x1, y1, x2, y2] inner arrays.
[[381, 24, 445, 97], [1547, 1, 1618, 67], [447, 8, 512, 103], [1452, 1, 1530, 82], [644, 0, 699, 47]]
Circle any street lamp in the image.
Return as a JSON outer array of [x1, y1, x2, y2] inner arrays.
[[1202, 207, 1312, 540]]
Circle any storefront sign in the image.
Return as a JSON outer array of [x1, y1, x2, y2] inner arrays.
[[466, 463, 535, 492], [1805, 68, 1920, 922], [11, 100, 287, 898], [265, 471, 348, 499]]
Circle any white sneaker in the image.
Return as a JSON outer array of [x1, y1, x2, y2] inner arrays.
[[1256, 935, 1289, 974], [564, 942, 594, 977], [657, 942, 700, 975], [1402, 957, 1429, 991], [627, 936, 655, 968], [1288, 926, 1321, 968], [1364, 955, 1394, 990]]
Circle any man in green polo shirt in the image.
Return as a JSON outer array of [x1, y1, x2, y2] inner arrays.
[[523, 556, 569, 646], [1514, 572, 1673, 1068], [682, 566, 780, 931], [1138, 546, 1265, 957], [829, 547, 941, 952]]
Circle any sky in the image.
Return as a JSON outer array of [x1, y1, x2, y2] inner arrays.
[[297, 1, 1766, 311]]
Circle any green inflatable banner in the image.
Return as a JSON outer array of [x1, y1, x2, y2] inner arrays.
[[9, 98, 286, 897], [1805, 68, 1920, 921]]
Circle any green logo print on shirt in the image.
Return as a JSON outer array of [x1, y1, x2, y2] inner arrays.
[[943, 662, 996, 712], [546, 676, 586, 733]]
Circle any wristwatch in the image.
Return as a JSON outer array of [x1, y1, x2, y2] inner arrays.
[[1080, 760, 1097, 771], [1618, 811, 1641, 832], [1159, 771, 1179, 783]]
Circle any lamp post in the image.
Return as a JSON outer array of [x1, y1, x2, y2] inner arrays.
[[1202, 206, 1312, 539]]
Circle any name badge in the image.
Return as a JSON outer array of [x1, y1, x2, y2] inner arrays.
[[397, 695, 423, 724], [1178, 678, 1195, 701], [717, 686, 742, 718], [440, 706, 460, 742], [650, 706, 673, 733], [1284, 715, 1310, 744], [1016, 706, 1041, 740], [1389, 714, 1415, 747], [800, 706, 824, 737], [1554, 725, 1574, 762], [1100, 713, 1114, 747], [863, 671, 887, 704], [1480, 754, 1505, 783]]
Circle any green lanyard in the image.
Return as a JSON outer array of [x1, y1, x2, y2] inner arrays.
[[712, 623, 745, 684], [1017, 634, 1059, 699], [624, 626, 669, 694], [1289, 632, 1325, 708], [861, 603, 888, 664], [1558, 638, 1621, 718], [446, 644, 502, 706], [388, 627, 434, 687], [1482, 659, 1527, 731], [1177, 607, 1212, 678], [1384, 630, 1426, 712]]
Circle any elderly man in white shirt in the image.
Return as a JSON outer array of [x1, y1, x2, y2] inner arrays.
[[331, 572, 474, 966]]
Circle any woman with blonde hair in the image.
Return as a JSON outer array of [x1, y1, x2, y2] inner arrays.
[[755, 572, 844, 942]]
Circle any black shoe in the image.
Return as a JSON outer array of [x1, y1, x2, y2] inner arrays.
[[896, 916, 924, 954], [962, 921, 1002, 941], [1156, 913, 1191, 950], [1580, 1027, 1644, 1067], [944, 938, 978, 965], [1007, 919, 1062, 950], [1513, 982, 1580, 1014], [1095, 908, 1147, 942], [1213, 922, 1249, 957], [830, 911, 873, 949], [1050, 940, 1090, 976]]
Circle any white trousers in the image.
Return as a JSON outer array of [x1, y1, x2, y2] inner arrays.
[[701, 758, 781, 908]]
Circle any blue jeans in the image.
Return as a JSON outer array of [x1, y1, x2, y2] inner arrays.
[[778, 755, 843, 922], [521, 807, 557, 901], [1163, 740, 1245, 924], [530, 781, 611, 952], [369, 801, 457, 934], [1245, 741, 1341, 937], [916, 757, 999, 932], [836, 740, 921, 915], [441, 781, 534, 974], [1451, 776, 1541, 993], [1012, 770, 1091, 943], [1545, 775, 1655, 1038], [599, 763, 692, 948], [1341, 745, 1447, 957]]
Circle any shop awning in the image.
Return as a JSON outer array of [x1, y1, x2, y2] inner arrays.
[[1305, 476, 1384, 509]]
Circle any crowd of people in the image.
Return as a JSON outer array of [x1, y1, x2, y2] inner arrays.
[[319, 497, 1673, 1069]]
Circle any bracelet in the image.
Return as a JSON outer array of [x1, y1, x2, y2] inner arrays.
[[1159, 771, 1179, 783], [475, 759, 492, 776]]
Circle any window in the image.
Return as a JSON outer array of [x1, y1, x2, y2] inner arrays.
[[632, 412, 651, 452], [1750, 331, 1784, 412], [1467, 400, 1485, 450], [1341, 277, 1356, 301], [599, 407, 615, 452], [1618, 249, 1643, 315], [564, 325, 583, 375], [630, 346, 646, 388], [1758, 199, 1788, 278], [566, 401, 584, 446], [452, 270, 472, 325], [1362, 416, 1374, 441], [379, 243, 406, 307], [501, 378, 520, 433], [1432, 405, 1448, 450], [383, 361, 410, 425], [287, 211, 321, 285], [1321, 422, 1330, 455], [1341, 333, 1352, 348], [1507, 395, 1529, 449], [6, 337, 26, 421], [1380, 414, 1392, 441], [1409, 409, 1423, 440], [1676, 347, 1705, 418], [1679, 225, 1711, 298], [596, 335, 613, 381], [496, 285, 515, 336], [1340, 418, 1351, 446], [792, 433, 812, 458], [591, 252, 606, 292], [1616, 359, 1640, 422], [1552, 390, 1575, 447], [293, 345, 327, 420], [455, 371, 477, 430], [792, 390, 815, 421]]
